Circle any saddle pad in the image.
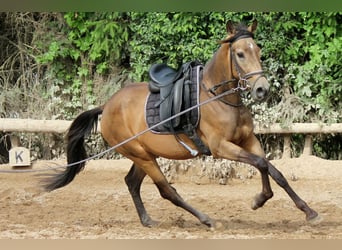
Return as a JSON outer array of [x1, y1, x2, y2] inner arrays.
[[145, 66, 201, 134]]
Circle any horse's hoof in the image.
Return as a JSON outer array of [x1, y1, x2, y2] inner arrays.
[[201, 215, 216, 229], [307, 213, 323, 225], [251, 192, 273, 210], [207, 220, 217, 231], [251, 194, 263, 210], [141, 218, 159, 228], [251, 198, 259, 210]]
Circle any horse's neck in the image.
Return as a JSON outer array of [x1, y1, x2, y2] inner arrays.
[[202, 45, 241, 106]]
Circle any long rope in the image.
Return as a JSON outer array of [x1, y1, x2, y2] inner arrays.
[[0, 86, 242, 174]]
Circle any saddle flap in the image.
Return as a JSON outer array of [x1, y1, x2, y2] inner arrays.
[[160, 78, 184, 128], [172, 78, 184, 126]]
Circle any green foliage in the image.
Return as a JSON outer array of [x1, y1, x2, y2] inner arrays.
[[35, 12, 129, 118], [291, 13, 341, 121], [127, 12, 255, 81], [34, 12, 342, 123], [257, 12, 342, 123]]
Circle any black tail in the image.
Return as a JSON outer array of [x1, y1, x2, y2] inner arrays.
[[43, 106, 103, 191]]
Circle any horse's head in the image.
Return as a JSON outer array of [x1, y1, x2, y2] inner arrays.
[[221, 20, 270, 102]]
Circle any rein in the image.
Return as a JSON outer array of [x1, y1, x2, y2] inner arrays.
[[0, 85, 245, 174]]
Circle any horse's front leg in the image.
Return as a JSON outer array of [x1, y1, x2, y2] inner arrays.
[[241, 135, 320, 222], [212, 138, 274, 209], [212, 137, 320, 222], [239, 134, 274, 209]]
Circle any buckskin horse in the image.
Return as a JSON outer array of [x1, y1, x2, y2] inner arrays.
[[43, 20, 320, 228]]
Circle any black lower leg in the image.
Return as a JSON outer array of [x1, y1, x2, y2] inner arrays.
[[267, 162, 318, 220], [125, 164, 156, 227], [243, 155, 274, 209], [252, 171, 274, 209], [155, 181, 215, 228]]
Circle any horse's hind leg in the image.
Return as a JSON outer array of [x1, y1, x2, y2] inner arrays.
[[125, 164, 157, 227], [129, 158, 215, 228], [154, 178, 215, 228]]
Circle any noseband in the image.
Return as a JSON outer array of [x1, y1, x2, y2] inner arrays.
[[202, 33, 265, 107]]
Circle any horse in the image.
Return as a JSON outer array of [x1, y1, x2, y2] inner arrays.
[[42, 20, 320, 228]]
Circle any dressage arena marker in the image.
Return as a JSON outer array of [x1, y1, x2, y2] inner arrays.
[[9, 146, 31, 167]]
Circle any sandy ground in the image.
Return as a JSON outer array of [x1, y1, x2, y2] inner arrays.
[[0, 155, 341, 239]]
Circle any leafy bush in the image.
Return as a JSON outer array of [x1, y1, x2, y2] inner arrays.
[[127, 12, 255, 81], [35, 12, 129, 119]]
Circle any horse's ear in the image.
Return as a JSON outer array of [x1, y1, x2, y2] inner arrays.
[[226, 21, 235, 34], [249, 20, 258, 33]]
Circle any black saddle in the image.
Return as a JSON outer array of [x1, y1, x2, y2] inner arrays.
[[149, 64, 182, 91], [146, 61, 211, 156], [148, 61, 196, 129]]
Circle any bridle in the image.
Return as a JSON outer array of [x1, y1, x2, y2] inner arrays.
[[202, 33, 265, 107]]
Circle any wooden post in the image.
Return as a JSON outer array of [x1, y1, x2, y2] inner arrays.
[[302, 134, 313, 156], [282, 135, 291, 158]]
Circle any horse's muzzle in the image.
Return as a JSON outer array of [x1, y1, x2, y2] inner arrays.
[[251, 77, 270, 101]]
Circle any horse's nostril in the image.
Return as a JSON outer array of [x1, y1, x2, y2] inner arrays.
[[255, 87, 269, 100], [256, 87, 265, 97]]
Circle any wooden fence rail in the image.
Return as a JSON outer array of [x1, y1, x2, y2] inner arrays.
[[1, 118, 341, 158], [0, 119, 73, 134], [1, 118, 341, 134]]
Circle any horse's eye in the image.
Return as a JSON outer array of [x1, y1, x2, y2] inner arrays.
[[237, 52, 244, 59]]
